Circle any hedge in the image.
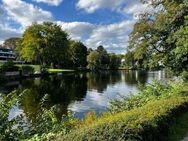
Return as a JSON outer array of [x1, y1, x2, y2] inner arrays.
[[29, 95, 188, 141], [25, 81, 188, 141]]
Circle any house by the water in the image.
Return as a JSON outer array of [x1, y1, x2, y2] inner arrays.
[[0, 48, 16, 61]]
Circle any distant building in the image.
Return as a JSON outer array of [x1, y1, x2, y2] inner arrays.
[[0, 48, 16, 61]]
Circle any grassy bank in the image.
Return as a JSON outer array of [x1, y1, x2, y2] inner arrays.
[[16, 64, 40, 72], [26, 80, 188, 141], [48, 68, 75, 73], [0, 61, 75, 73]]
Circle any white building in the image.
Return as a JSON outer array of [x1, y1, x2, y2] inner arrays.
[[0, 48, 16, 61]]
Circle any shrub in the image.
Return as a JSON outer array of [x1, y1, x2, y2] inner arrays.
[[20, 65, 34, 75], [109, 80, 173, 113], [0, 92, 22, 141], [0, 61, 19, 72], [181, 71, 188, 82], [0, 75, 7, 83], [52, 96, 188, 141], [0, 90, 78, 141]]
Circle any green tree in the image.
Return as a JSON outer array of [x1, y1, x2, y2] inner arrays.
[[96, 46, 110, 69], [87, 50, 100, 70], [129, 0, 188, 74], [69, 41, 87, 68], [16, 22, 69, 68], [124, 51, 136, 69], [87, 46, 122, 70], [109, 53, 121, 69]]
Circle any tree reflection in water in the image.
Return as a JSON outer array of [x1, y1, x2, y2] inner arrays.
[[0, 70, 166, 121]]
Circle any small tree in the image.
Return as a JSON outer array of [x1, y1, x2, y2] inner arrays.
[[87, 51, 100, 70]]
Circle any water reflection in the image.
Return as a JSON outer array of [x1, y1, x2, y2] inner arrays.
[[87, 71, 122, 93], [0, 70, 169, 119], [19, 74, 88, 120]]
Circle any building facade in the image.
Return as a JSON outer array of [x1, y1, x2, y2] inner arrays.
[[0, 48, 16, 61]]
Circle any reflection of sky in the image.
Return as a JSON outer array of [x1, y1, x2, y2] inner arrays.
[[68, 81, 137, 118], [68, 71, 167, 118], [8, 106, 23, 120]]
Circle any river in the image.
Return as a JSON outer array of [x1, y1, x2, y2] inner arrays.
[[0, 70, 170, 120]]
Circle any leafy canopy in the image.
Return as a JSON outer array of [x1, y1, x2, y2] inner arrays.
[[17, 22, 69, 67], [129, 0, 188, 73]]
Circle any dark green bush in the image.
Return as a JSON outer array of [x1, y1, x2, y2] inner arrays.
[[0, 75, 7, 83], [20, 65, 34, 75], [0, 61, 19, 72]]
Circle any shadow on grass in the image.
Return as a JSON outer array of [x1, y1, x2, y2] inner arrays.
[[165, 111, 188, 141]]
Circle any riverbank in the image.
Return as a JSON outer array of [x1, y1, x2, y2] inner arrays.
[[0, 62, 76, 81], [26, 80, 188, 141]]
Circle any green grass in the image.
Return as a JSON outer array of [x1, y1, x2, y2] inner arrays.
[[0, 61, 40, 72], [48, 68, 75, 73], [16, 64, 40, 72], [0, 62, 75, 73], [0, 62, 3, 66]]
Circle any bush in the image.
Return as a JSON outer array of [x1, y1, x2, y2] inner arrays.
[[181, 71, 188, 82], [20, 65, 34, 75], [109, 80, 173, 113], [52, 96, 188, 141], [0, 90, 78, 141], [0, 61, 19, 72], [0, 75, 7, 83]]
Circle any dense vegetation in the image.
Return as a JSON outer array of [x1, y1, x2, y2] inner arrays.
[[87, 46, 121, 70], [14, 22, 121, 70], [124, 0, 188, 74]]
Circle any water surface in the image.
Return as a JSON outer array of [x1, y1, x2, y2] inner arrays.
[[0, 70, 169, 120]]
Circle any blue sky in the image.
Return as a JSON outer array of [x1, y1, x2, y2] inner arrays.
[[0, 0, 151, 53]]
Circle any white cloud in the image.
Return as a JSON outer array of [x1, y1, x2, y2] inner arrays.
[[76, 0, 125, 13], [33, 0, 63, 6], [74, 0, 156, 53], [0, 6, 22, 43], [56, 20, 135, 53], [0, 17, 132, 53], [2, 0, 53, 26], [77, 0, 153, 19], [85, 20, 135, 53], [57, 21, 95, 40], [0, 24, 22, 43]]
